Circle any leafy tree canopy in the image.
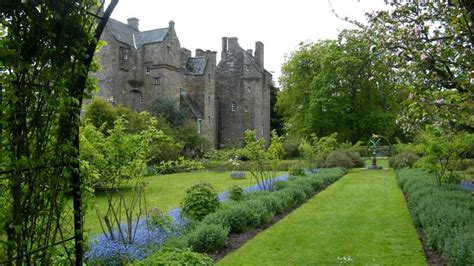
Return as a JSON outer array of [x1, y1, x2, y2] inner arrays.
[[365, 1, 473, 133], [277, 33, 405, 143]]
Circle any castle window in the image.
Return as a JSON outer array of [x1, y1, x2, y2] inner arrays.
[[154, 76, 161, 85], [119, 46, 130, 70], [244, 106, 248, 112], [140, 94, 144, 104], [245, 65, 250, 72], [208, 74, 211, 81], [261, 124, 264, 135], [231, 102, 236, 112], [197, 119, 202, 134], [247, 86, 251, 92], [208, 116, 211, 124], [167, 45, 170, 54], [208, 96, 210, 105], [145, 67, 150, 74]]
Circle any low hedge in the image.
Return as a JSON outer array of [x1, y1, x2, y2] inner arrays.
[[397, 169, 474, 265], [203, 159, 302, 172]]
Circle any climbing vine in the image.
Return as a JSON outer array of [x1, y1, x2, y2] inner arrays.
[[0, 1, 117, 264]]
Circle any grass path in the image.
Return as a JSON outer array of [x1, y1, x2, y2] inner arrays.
[[218, 169, 426, 265]]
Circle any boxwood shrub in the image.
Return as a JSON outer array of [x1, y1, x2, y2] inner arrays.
[[187, 223, 229, 253], [397, 169, 473, 265], [181, 183, 220, 221]]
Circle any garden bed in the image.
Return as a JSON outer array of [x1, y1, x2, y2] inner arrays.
[[396, 169, 473, 265]]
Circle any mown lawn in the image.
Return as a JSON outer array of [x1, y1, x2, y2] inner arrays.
[[85, 171, 286, 234], [218, 169, 426, 265]]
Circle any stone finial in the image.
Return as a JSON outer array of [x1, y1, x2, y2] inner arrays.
[[127, 17, 139, 31]]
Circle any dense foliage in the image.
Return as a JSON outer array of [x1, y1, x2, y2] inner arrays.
[[415, 128, 474, 185], [84, 98, 182, 163], [181, 183, 220, 221], [80, 117, 150, 187], [298, 133, 364, 168], [397, 169, 473, 265], [132, 247, 214, 265], [365, 1, 473, 133], [277, 36, 404, 143], [0, 1, 111, 263]]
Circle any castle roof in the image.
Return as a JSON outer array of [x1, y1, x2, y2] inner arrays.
[[107, 18, 169, 49], [180, 92, 204, 119], [185, 57, 207, 75]]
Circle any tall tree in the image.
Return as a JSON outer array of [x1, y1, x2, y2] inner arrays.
[[277, 31, 405, 143]]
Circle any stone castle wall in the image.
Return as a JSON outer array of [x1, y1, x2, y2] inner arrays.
[[93, 18, 271, 148]]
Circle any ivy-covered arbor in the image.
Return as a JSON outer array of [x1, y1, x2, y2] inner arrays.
[[0, 1, 117, 264]]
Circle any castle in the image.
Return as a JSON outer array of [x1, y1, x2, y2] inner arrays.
[[94, 18, 272, 148]]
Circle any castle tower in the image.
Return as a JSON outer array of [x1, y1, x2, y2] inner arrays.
[[215, 37, 272, 147]]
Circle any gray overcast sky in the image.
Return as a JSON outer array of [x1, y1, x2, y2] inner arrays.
[[104, 0, 387, 84]]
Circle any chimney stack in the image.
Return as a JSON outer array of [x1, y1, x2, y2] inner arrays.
[[221, 37, 228, 60], [168, 20, 175, 31], [255, 41, 264, 68], [228, 37, 239, 51], [196, 49, 206, 57], [127, 17, 139, 31]]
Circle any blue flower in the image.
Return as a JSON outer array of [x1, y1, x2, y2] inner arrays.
[[86, 173, 291, 264]]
